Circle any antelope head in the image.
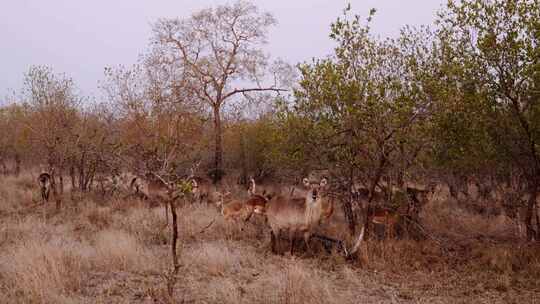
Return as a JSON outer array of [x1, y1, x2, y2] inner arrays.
[[303, 177, 328, 204]]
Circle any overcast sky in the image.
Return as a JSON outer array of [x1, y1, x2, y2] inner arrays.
[[0, 0, 446, 98]]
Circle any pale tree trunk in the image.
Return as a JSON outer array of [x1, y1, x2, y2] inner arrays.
[[212, 105, 223, 184]]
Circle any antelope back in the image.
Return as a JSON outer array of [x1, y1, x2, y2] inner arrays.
[[147, 179, 169, 199], [222, 200, 245, 219], [371, 208, 399, 224]]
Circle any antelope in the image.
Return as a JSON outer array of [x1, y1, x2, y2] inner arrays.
[[129, 175, 145, 199], [265, 177, 329, 255], [243, 178, 271, 221], [131, 173, 177, 226], [215, 192, 249, 221], [366, 184, 436, 239], [115, 171, 137, 194], [37, 172, 51, 203], [320, 197, 334, 223], [190, 176, 213, 204], [244, 194, 270, 221], [370, 208, 400, 239], [248, 176, 296, 200]]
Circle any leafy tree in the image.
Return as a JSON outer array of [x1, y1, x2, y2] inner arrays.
[[280, 7, 433, 234], [436, 0, 540, 239]]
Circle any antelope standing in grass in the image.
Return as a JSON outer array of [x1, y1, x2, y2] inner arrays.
[[265, 177, 329, 255], [190, 176, 214, 204], [38, 172, 51, 203], [370, 208, 400, 239], [247, 176, 298, 200], [243, 178, 272, 221], [216, 192, 250, 221], [131, 173, 177, 226]]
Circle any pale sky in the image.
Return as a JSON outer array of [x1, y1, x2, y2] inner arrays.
[[0, 0, 446, 98]]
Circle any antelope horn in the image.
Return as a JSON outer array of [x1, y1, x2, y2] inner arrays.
[[249, 176, 256, 195], [344, 227, 365, 258]]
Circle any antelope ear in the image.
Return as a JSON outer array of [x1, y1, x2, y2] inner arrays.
[[303, 178, 310, 187], [191, 179, 198, 187], [320, 178, 328, 187]]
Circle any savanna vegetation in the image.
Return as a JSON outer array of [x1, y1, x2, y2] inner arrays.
[[1, 0, 539, 303]]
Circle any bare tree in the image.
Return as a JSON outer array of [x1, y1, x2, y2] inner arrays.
[[152, 0, 286, 183]]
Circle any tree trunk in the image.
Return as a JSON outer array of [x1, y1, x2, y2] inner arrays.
[[70, 165, 76, 190], [79, 165, 85, 192], [343, 166, 356, 234], [239, 131, 248, 186], [59, 166, 64, 195], [364, 154, 387, 238], [49, 168, 61, 211], [535, 203, 540, 241], [525, 181, 539, 241], [0, 156, 7, 175], [167, 198, 180, 298], [212, 105, 223, 184], [14, 153, 21, 176]]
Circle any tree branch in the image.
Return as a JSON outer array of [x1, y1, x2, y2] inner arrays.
[[222, 87, 287, 101]]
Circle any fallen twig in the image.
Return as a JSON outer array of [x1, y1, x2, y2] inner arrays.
[[198, 218, 216, 234]]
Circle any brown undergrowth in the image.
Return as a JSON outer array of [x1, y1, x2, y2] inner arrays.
[[0, 173, 538, 303]]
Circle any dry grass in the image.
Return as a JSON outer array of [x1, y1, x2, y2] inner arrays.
[[422, 197, 517, 240], [0, 173, 539, 303], [93, 229, 154, 272], [0, 237, 90, 303], [0, 173, 37, 214]]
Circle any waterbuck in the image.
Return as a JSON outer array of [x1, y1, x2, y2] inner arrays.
[[265, 177, 329, 255], [38, 172, 51, 203]]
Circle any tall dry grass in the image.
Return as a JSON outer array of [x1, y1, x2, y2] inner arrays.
[[0, 172, 38, 214], [0, 172, 539, 303]]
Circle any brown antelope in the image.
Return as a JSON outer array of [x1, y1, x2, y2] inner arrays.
[[370, 208, 400, 239], [190, 176, 213, 204], [243, 178, 272, 221], [245, 195, 268, 215], [215, 192, 249, 221], [248, 177, 296, 200], [130, 172, 171, 199], [115, 171, 137, 194], [131, 173, 176, 226], [38, 172, 51, 203], [265, 177, 329, 255], [320, 197, 334, 223]]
